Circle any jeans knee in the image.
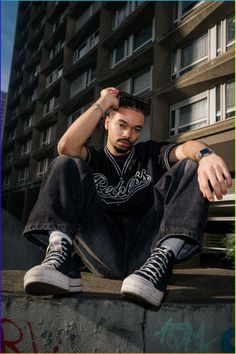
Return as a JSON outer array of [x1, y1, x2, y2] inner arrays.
[[52, 155, 84, 170], [174, 158, 198, 175]]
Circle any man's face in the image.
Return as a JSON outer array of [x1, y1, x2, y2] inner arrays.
[[105, 107, 145, 155]]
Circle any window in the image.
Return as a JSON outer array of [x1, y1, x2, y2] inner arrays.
[[37, 158, 49, 178], [35, 17, 45, 34], [173, 1, 203, 24], [21, 139, 31, 157], [113, 3, 128, 28], [46, 65, 63, 88], [67, 107, 84, 127], [70, 73, 87, 98], [76, 2, 101, 31], [111, 41, 128, 67], [14, 85, 22, 98], [73, 30, 99, 63], [132, 68, 152, 95], [70, 66, 96, 98], [116, 67, 152, 96], [216, 81, 235, 121], [8, 129, 16, 142], [23, 114, 34, 130], [133, 22, 153, 51], [18, 167, 29, 184], [172, 32, 208, 78], [27, 89, 37, 106], [88, 66, 96, 84], [50, 41, 65, 60], [11, 107, 19, 120], [111, 21, 154, 67], [138, 114, 151, 142], [226, 81, 235, 118], [112, 2, 142, 29], [43, 97, 60, 116], [170, 81, 235, 136], [6, 151, 13, 166], [226, 15, 235, 48], [40, 127, 51, 147], [29, 64, 40, 81], [217, 15, 235, 55], [53, 8, 67, 32], [170, 93, 208, 136], [172, 14, 235, 79], [3, 174, 11, 188], [32, 40, 43, 57]]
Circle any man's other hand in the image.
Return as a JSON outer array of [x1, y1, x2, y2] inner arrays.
[[197, 153, 232, 201]]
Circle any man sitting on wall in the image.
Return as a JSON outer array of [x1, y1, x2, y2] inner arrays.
[[23, 87, 232, 306]]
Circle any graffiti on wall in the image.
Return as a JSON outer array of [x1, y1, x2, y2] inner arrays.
[[1, 319, 61, 353], [154, 318, 235, 353], [1, 317, 235, 353]]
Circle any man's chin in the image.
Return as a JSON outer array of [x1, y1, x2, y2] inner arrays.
[[114, 146, 131, 155]]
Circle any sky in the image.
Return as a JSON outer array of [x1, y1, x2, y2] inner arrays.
[[1, 1, 18, 93]]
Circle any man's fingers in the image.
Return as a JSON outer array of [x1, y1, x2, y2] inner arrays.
[[215, 168, 228, 195], [222, 167, 233, 189], [198, 167, 232, 201], [198, 173, 214, 201]]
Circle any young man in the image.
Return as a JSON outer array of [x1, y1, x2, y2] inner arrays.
[[23, 87, 232, 306]]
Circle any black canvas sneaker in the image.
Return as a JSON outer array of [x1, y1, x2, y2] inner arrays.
[[24, 237, 83, 296], [121, 246, 175, 306]]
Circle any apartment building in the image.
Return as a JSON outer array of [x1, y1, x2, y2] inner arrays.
[[2, 1, 235, 256], [1, 91, 7, 140]]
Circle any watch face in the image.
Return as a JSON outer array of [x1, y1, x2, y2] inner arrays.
[[200, 148, 211, 155]]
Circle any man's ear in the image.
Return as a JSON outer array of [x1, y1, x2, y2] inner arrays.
[[104, 116, 110, 131]]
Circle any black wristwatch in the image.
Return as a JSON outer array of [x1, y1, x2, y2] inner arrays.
[[196, 147, 214, 161]]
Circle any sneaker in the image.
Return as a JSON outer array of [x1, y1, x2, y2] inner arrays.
[[24, 237, 83, 296], [121, 246, 175, 306]]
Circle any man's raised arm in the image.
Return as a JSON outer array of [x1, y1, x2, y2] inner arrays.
[[57, 87, 119, 159]]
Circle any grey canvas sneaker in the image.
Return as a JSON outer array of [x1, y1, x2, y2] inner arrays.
[[121, 246, 175, 306]]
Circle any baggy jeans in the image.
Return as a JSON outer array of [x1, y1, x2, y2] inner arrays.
[[23, 155, 209, 279]]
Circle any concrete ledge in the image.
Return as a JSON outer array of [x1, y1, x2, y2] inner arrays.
[[1, 270, 235, 353]]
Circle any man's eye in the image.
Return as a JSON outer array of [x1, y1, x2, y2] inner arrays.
[[134, 128, 141, 134], [119, 124, 125, 128]]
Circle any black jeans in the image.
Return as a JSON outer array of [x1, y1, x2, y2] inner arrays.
[[23, 155, 209, 279]]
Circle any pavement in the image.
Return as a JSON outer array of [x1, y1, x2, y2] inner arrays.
[[2, 267, 234, 304]]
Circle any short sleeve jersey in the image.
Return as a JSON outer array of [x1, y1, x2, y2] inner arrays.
[[86, 140, 178, 215]]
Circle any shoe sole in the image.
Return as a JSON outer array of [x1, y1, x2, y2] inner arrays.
[[120, 274, 164, 307], [24, 265, 83, 296]]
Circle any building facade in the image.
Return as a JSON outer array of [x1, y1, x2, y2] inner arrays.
[[1, 91, 7, 140], [2, 1, 235, 255]]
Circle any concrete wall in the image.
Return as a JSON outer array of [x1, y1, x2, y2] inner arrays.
[[1, 293, 234, 353], [2, 209, 44, 269]]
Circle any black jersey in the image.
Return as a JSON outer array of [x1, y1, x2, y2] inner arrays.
[[86, 140, 178, 215]]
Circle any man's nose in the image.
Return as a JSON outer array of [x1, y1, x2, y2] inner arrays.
[[123, 129, 132, 139]]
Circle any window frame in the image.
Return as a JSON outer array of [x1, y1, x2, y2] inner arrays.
[[18, 166, 29, 184], [46, 65, 63, 88], [169, 81, 235, 137], [173, 1, 204, 24], [21, 139, 32, 158], [37, 158, 49, 178], [39, 127, 52, 148], [43, 97, 60, 117], [111, 20, 154, 68]]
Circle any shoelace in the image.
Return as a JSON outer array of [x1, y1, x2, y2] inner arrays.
[[42, 240, 69, 268], [137, 247, 172, 285]]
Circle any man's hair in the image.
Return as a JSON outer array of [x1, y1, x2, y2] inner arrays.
[[117, 92, 150, 116]]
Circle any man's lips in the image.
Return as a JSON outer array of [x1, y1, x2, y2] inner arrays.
[[117, 139, 132, 147]]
